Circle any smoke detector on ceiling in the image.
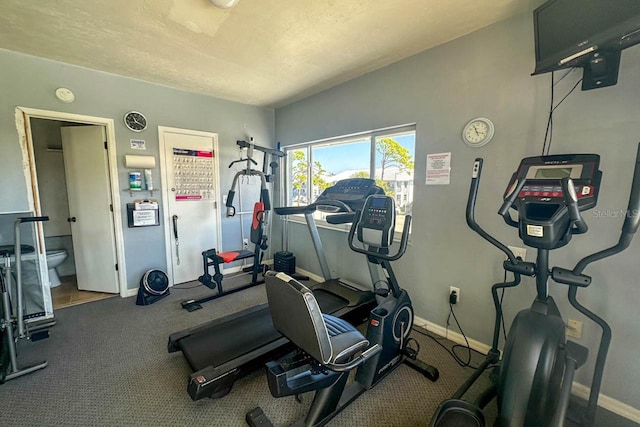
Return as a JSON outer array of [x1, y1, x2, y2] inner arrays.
[[209, 0, 240, 8]]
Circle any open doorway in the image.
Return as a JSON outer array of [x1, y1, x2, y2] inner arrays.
[[30, 120, 114, 308], [16, 108, 127, 309]]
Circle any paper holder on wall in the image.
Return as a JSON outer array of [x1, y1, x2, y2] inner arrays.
[[124, 155, 156, 169]]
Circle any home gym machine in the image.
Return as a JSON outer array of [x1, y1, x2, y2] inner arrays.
[[168, 178, 384, 401], [1, 215, 54, 383], [431, 144, 640, 427], [246, 195, 439, 427], [181, 140, 285, 312]]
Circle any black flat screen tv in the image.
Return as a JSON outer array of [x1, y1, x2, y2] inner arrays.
[[533, 0, 640, 76]]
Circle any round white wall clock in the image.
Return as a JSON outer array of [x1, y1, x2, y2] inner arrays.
[[462, 117, 494, 148]]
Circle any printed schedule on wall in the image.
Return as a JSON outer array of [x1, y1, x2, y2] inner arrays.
[[172, 148, 215, 200]]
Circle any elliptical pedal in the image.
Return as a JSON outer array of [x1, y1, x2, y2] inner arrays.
[[432, 400, 486, 427], [246, 407, 274, 427]]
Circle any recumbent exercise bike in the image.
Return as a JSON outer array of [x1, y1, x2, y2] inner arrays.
[[247, 194, 439, 427]]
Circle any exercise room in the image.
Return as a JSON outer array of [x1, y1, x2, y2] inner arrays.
[[0, 1, 638, 426]]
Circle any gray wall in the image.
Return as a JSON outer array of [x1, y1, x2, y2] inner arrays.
[[0, 48, 275, 290], [275, 13, 640, 409]]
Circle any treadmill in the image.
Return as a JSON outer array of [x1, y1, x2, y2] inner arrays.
[[168, 178, 384, 401]]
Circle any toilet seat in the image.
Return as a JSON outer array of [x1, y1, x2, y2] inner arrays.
[[46, 249, 67, 257]]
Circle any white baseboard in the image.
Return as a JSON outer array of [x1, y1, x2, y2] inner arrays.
[[571, 382, 640, 424], [415, 315, 640, 424], [414, 315, 493, 355]]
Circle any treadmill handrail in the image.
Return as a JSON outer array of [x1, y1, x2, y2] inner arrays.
[[274, 199, 353, 216], [326, 212, 356, 225], [274, 205, 315, 215]]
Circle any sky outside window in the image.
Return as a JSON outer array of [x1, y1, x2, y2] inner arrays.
[[312, 134, 415, 175]]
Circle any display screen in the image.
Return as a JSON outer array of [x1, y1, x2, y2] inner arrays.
[[534, 167, 573, 179], [533, 0, 640, 73], [370, 197, 386, 208], [526, 164, 583, 180]]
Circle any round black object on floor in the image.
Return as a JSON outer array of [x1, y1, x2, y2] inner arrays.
[[136, 269, 170, 306]]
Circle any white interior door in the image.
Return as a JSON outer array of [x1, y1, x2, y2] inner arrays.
[[61, 126, 119, 293], [160, 128, 219, 285]]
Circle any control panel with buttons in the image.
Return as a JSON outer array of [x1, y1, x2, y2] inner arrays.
[[357, 195, 395, 249]]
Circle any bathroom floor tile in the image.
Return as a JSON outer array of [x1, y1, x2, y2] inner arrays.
[[51, 275, 115, 310]]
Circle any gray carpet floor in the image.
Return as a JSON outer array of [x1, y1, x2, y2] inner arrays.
[[0, 272, 636, 426]]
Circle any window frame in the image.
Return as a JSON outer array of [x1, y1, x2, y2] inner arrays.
[[283, 124, 416, 239]]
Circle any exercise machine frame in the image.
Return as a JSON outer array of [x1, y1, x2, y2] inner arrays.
[[431, 145, 640, 427], [248, 195, 439, 427], [180, 140, 284, 311], [1, 216, 54, 383]]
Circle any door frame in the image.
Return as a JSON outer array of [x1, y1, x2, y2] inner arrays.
[[158, 126, 222, 286], [15, 107, 127, 297]]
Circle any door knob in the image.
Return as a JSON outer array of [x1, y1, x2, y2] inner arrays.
[[67, 217, 77, 223]]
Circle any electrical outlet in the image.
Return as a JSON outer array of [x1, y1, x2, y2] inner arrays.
[[566, 319, 583, 339], [243, 238, 249, 248], [507, 245, 527, 261], [449, 286, 460, 304]]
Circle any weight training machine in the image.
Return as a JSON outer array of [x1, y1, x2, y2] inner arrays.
[[431, 144, 640, 427], [181, 140, 284, 312]]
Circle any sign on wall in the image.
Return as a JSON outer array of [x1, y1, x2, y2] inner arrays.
[[172, 148, 215, 200]]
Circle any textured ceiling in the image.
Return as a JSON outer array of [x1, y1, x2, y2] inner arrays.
[[0, 0, 537, 108]]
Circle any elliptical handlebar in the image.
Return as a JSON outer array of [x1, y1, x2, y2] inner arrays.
[[499, 178, 526, 228], [466, 159, 519, 264], [561, 177, 588, 234], [622, 143, 640, 234], [347, 212, 412, 262], [573, 143, 640, 275]]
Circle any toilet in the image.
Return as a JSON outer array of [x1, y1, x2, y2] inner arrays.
[[47, 249, 68, 288]]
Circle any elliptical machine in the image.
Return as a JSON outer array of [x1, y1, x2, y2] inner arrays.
[[1, 215, 52, 383], [431, 145, 640, 427], [248, 195, 439, 427]]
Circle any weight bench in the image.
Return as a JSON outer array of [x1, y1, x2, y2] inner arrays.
[[181, 202, 268, 312]]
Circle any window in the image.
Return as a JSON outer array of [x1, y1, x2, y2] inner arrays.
[[285, 125, 416, 235]]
